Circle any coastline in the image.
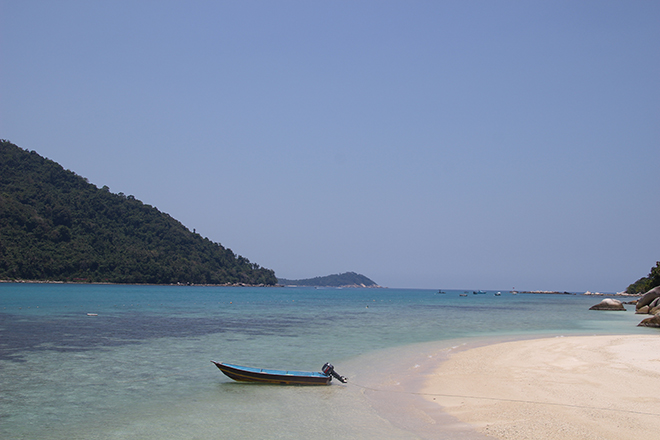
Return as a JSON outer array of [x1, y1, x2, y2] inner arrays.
[[0, 278, 276, 287], [344, 336, 541, 440], [420, 334, 660, 440]]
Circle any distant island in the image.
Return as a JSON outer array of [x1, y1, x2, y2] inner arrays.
[[278, 272, 381, 288], [0, 140, 277, 286]]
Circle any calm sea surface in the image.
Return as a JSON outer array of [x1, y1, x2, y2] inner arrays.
[[0, 284, 650, 439]]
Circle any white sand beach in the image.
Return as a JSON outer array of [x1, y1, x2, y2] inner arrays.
[[422, 335, 660, 440]]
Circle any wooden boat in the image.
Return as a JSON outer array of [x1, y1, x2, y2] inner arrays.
[[211, 361, 347, 385]]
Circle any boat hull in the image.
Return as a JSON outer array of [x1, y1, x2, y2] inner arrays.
[[212, 361, 332, 385]]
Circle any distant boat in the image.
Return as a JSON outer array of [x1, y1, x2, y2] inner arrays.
[[495, 292, 501, 296], [459, 293, 468, 297], [437, 290, 446, 294], [211, 361, 347, 385]]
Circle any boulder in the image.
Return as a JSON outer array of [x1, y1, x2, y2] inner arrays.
[[650, 298, 660, 315], [636, 305, 650, 314], [638, 314, 660, 328], [589, 298, 625, 311], [636, 286, 660, 311]]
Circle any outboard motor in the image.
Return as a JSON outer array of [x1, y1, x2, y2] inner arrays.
[[322, 363, 347, 383]]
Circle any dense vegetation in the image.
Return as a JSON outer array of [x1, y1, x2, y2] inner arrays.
[[0, 140, 277, 285], [278, 272, 379, 287], [626, 262, 660, 294]]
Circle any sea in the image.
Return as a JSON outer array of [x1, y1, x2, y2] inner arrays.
[[0, 283, 651, 440]]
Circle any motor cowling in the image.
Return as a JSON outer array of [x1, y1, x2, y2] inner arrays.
[[322, 363, 347, 383]]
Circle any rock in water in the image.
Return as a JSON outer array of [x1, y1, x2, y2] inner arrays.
[[649, 297, 660, 315], [636, 305, 650, 314], [636, 286, 660, 311], [589, 298, 625, 311], [638, 315, 660, 328]]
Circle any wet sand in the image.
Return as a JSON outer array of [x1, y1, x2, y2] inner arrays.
[[422, 335, 660, 440]]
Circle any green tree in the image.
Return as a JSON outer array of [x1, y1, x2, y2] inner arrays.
[[626, 261, 660, 294]]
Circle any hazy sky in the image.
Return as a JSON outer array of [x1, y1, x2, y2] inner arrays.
[[1, 1, 658, 292]]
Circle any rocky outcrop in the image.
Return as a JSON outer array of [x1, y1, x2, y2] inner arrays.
[[649, 297, 660, 315], [589, 298, 625, 311], [637, 314, 660, 328], [635, 286, 660, 312], [634, 287, 660, 327]]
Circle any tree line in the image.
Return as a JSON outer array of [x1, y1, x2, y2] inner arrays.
[[627, 262, 660, 294]]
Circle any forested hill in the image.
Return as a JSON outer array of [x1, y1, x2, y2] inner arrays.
[[278, 272, 380, 287], [0, 140, 277, 285], [626, 262, 660, 294]]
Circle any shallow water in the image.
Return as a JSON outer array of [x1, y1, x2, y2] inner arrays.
[[0, 284, 649, 439]]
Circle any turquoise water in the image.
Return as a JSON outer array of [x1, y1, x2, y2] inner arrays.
[[0, 284, 649, 439]]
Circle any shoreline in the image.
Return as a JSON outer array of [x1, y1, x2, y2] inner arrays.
[[0, 279, 277, 287], [419, 334, 660, 440], [2, 279, 639, 294], [344, 335, 550, 440], [345, 333, 660, 439], [0, 279, 382, 288]]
